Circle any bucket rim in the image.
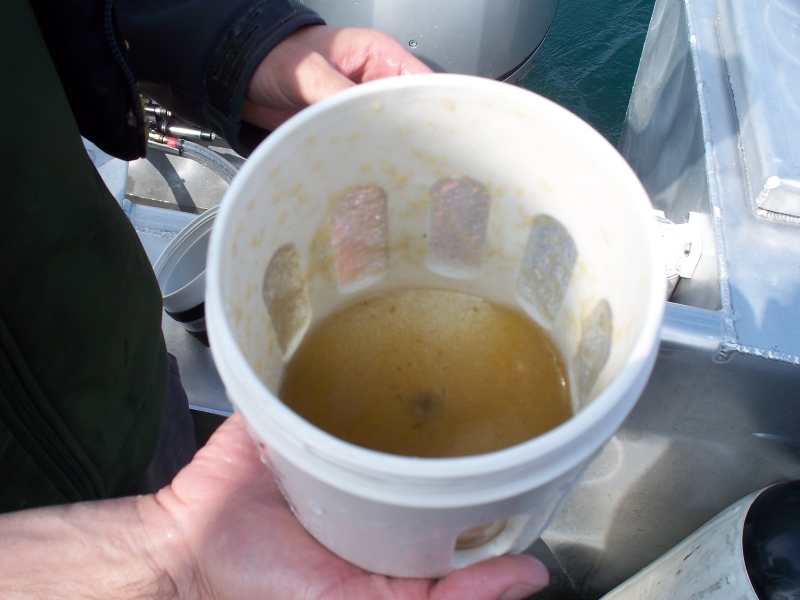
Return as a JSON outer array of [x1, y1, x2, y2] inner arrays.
[[154, 205, 218, 311], [207, 73, 666, 484]]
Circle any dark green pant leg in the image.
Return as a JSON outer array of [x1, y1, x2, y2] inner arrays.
[[0, 0, 167, 511]]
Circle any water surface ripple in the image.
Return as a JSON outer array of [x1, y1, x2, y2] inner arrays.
[[524, 0, 657, 146]]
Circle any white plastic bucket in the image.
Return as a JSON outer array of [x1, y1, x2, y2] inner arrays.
[[154, 206, 218, 346], [206, 74, 664, 578]]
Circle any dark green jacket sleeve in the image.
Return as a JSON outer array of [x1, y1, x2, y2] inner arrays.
[[118, 0, 325, 156]]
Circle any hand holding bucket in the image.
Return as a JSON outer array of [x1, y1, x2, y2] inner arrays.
[[206, 74, 664, 578]]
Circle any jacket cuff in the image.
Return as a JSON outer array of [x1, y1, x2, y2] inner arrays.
[[204, 1, 324, 156], [121, 0, 323, 157]]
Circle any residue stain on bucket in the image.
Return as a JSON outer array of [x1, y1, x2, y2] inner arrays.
[[539, 180, 554, 193], [388, 233, 427, 267], [396, 192, 428, 220], [249, 227, 266, 249], [379, 160, 410, 188], [279, 289, 572, 458], [229, 304, 244, 327], [486, 184, 505, 198], [410, 148, 447, 178], [306, 220, 335, 284]]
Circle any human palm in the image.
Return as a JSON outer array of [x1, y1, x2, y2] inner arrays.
[[154, 414, 548, 600]]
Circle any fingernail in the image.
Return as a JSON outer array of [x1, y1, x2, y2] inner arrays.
[[498, 583, 540, 600]]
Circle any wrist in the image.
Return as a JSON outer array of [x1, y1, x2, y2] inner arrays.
[[0, 494, 192, 600], [136, 492, 204, 600]]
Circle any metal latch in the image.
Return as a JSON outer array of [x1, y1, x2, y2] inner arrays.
[[654, 210, 703, 298]]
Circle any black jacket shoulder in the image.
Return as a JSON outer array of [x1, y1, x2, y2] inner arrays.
[[29, 0, 324, 159], [119, 0, 324, 157]]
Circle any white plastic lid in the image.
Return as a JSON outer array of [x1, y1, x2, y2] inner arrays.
[[153, 206, 218, 313]]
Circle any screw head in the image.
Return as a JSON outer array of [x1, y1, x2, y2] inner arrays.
[[408, 40, 418, 48]]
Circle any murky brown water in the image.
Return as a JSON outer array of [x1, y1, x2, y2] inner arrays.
[[279, 289, 572, 457]]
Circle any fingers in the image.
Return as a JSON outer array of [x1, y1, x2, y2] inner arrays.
[[247, 26, 355, 109], [320, 27, 432, 81], [241, 100, 299, 132], [281, 48, 358, 104], [162, 412, 274, 511], [167, 412, 550, 600], [244, 25, 432, 130], [430, 555, 549, 600]]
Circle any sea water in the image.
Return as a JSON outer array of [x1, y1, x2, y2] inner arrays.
[[524, 0, 656, 146]]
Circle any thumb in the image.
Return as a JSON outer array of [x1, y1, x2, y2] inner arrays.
[[431, 555, 549, 600], [274, 49, 357, 106], [248, 33, 357, 109], [244, 49, 355, 130]]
